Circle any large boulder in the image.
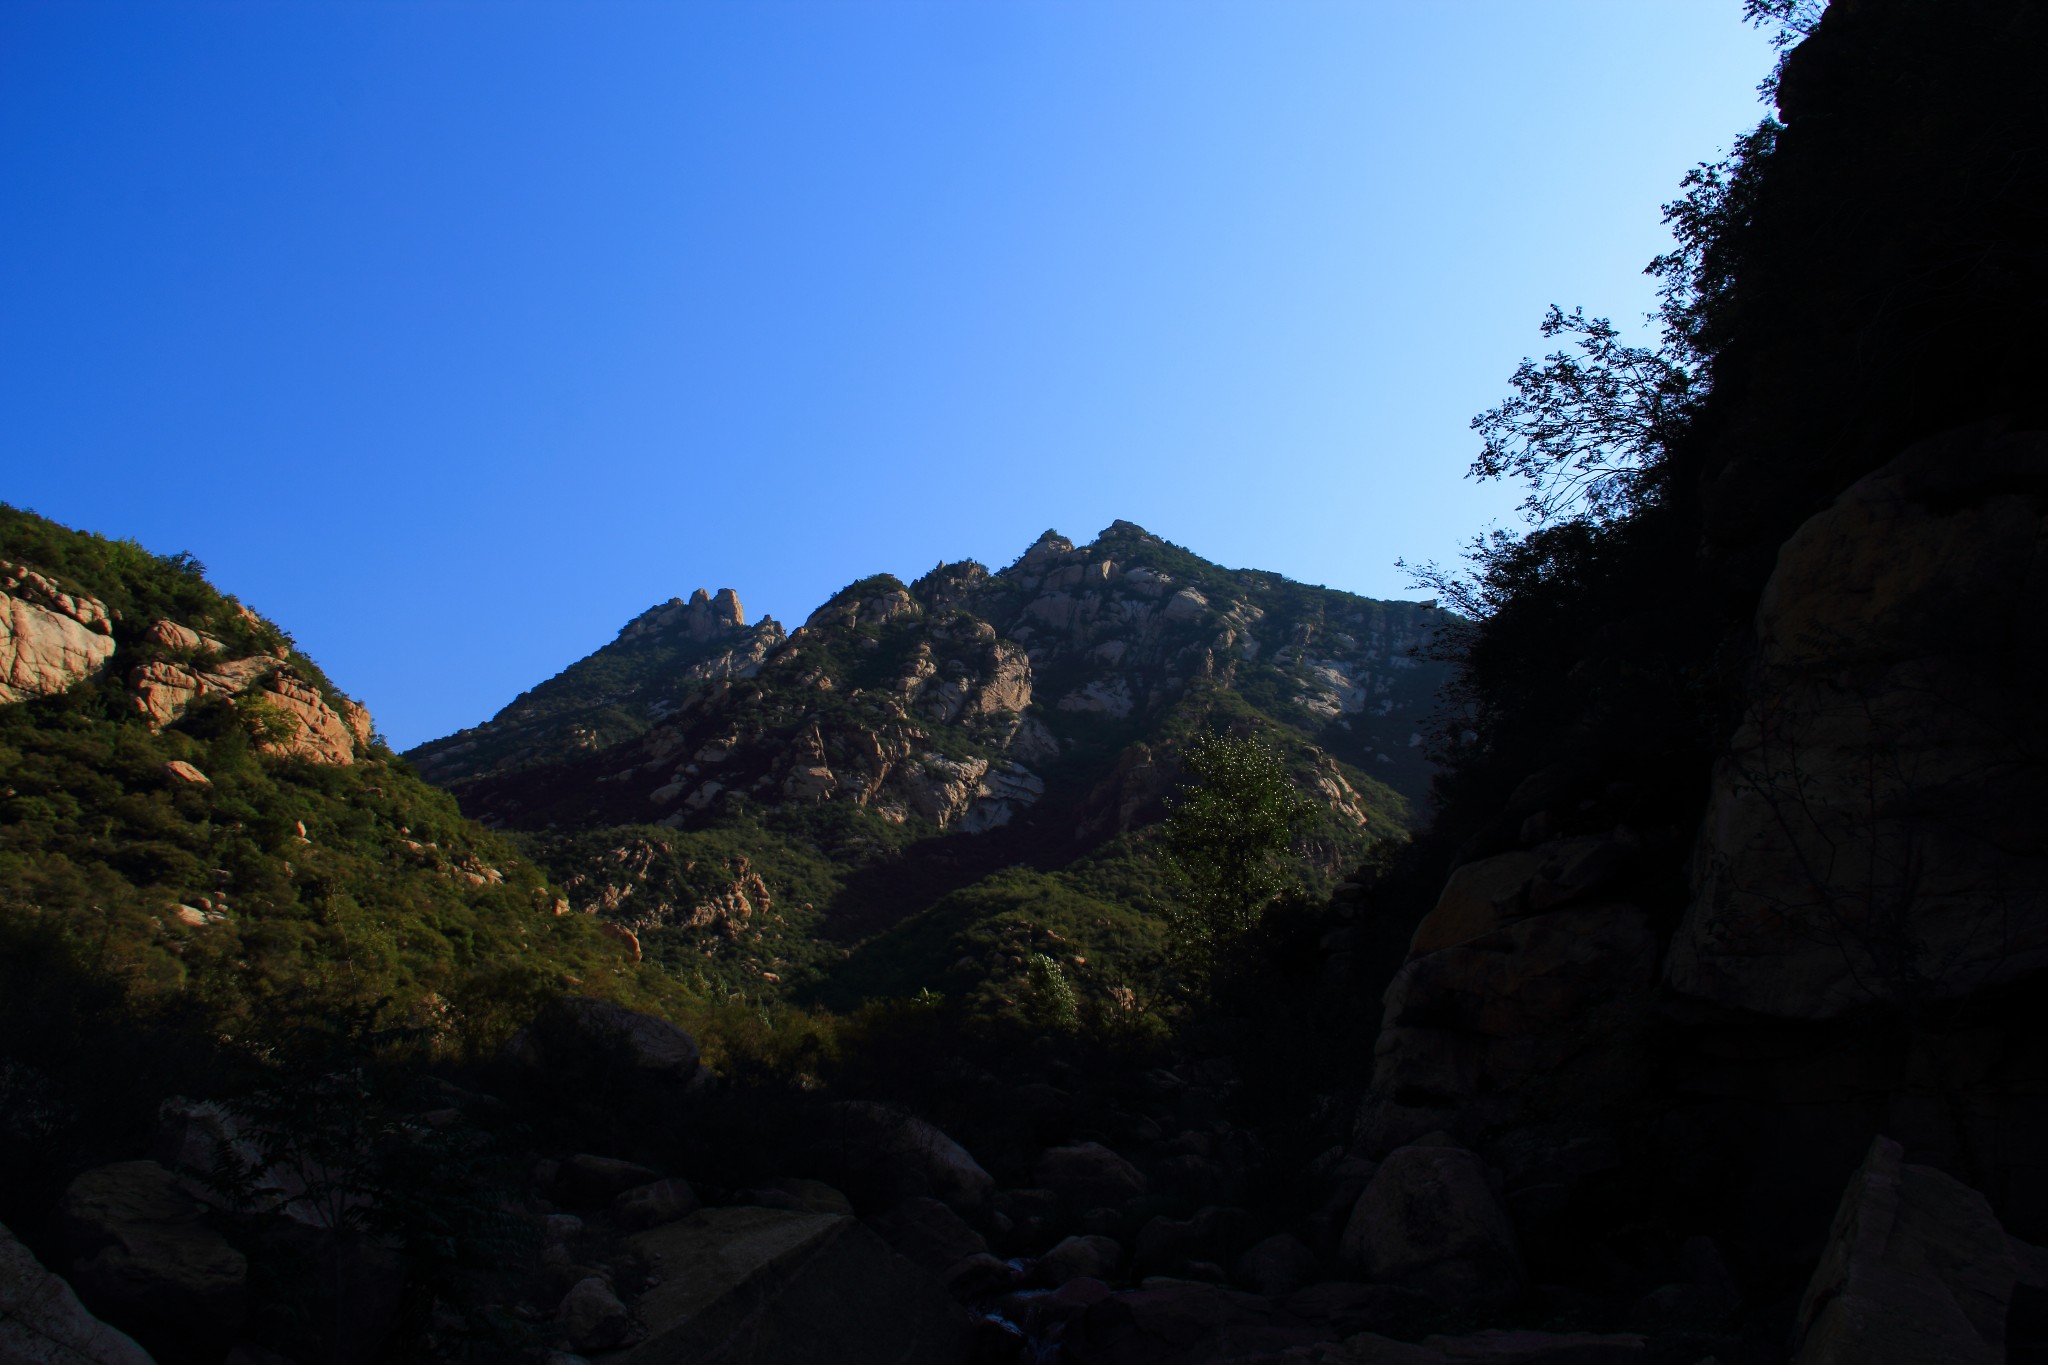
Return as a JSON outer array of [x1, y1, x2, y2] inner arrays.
[[612, 1206, 975, 1365], [1035, 1142, 1147, 1209], [1788, 1135, 2024, 1364], [504, 996, 700, 1083], [59, 1161, 248, 1364], [1341, 1143, 1524, 1314], [808, 1103, 993, 1217], [1233, 1233, 1319, 1297], [0, 1219, 153, 1365], [558, 1276, 634, 1353], [1672, 426, 2048, 1019], [1031, 1234, 1125, 1287], [866, 1197, 986, 1277], [0, 562, 114, 705]]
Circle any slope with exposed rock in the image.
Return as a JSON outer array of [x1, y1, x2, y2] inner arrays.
[[408, 521, 1450, 1002]]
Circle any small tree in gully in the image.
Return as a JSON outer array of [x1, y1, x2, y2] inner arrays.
[[1159, 731, 1316, 998]]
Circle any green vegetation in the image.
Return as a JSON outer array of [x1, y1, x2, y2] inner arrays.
[[1157, 732, 1317, 989], [0, 509, 709, 1178]]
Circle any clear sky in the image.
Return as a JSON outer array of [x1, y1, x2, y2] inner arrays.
[[2, 2, 1777, 749]]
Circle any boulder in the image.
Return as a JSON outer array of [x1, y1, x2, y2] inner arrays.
[[1672, 426, 2048, 1019], [1035, 1142, 1147, 1209], [60, 1161, 248, 1363], [767, 1179, 851, 1216], [810, 1103, 993, 1217], [866, 1197, 987, 1277], [504, 996, 700, 1084], [558, 1276, 634, 1353], [1358, 900, 1657, 1155], [1408, 836, 1637, 957], [1132, 1206, 1251, 1278], [0, 563, 115, 705], [0, 1218, 154, 1365], [1032, 1234, 1125, 1286], [1341, 1143, 1524, 1313], [612, 1206, 975, 1365], [250, 675, 360, 765], [557, 1154, 662, 1202], [1233, 1233, 1319, 1296], [1789, 1135, 2020, 1364], [160, 761, 209, 786]]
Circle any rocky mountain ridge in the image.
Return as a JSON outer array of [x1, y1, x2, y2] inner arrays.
[[404, 521, 1448, 1000]]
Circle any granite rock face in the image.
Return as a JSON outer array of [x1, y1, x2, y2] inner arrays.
[[412, 522, 1446, 874], [1672, 428, 2048, 1019], [0, 561, 115, 704]]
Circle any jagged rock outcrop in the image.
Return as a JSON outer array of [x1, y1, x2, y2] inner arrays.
[[423, 524, 1444, 855], [122, 613, 372, 765], [410, 584, 783, 786], [0, 561, 115, 704]]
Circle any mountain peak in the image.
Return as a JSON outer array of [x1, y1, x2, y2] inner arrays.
[[1013, 529, 1075, 569], [620, 588, 745, 641]]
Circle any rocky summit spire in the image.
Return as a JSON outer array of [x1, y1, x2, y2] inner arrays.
[[620, 589, 747, 642]]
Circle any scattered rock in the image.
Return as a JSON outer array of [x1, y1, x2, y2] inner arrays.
[[598, 922, 643, 961], [161, 760, 209, 786]]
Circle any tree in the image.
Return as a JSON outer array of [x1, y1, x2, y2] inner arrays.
[[1157, 732, 1315, 990]]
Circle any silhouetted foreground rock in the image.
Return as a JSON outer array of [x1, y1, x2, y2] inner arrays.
[[604, 1206, 974, 1365], [60, 1162, 246, 1365], [0, 1219, 153, 1365], [1788, 1135, 2048, 1364]]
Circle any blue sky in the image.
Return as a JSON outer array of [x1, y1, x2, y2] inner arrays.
[[2, 3, 1777, 749]]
